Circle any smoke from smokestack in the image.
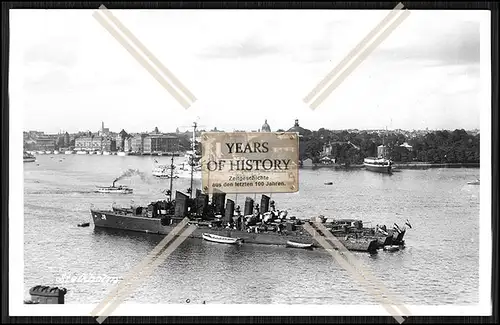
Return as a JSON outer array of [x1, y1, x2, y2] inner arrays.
[[114, 169, 149, 184]]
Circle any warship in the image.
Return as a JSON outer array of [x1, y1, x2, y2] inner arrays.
[[90, 122, 408, 252], [90, 190, 385, 252]]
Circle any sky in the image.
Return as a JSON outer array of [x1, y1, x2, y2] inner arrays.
[[10, 9, 488, 134]]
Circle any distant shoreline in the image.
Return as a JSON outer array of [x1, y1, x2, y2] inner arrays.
[[301, 162, 480, 170]]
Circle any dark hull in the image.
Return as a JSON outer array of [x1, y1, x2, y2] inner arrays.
[[90, 210, 379, 252], [364, 164, 392, 174]]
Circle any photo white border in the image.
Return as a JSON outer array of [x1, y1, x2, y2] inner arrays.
[[9, 9, 492, 317]]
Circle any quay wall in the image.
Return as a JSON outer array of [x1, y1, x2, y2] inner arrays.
[[300, 162, 479, 170]]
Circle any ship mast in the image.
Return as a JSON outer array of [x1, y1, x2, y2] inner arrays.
[[169, 151, 174, 202], [385, 126, 388, 160], [189, 122, 197, 199]]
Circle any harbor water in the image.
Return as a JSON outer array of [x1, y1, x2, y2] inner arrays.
[[23, 155, 480, 305]]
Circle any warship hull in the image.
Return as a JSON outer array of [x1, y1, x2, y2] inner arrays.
[[90, 210, 379, 252]]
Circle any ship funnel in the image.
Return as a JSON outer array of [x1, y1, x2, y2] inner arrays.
[[112, 179, 117, 187]]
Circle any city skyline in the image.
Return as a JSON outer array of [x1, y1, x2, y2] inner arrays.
[[11, 10, 486, 133], [23, 120, 481, 136]]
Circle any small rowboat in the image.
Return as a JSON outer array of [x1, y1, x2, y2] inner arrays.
[[286, 240, 314, 249], [467, 179, 480, 185], [202, 233, 241, 245], [324, 182, 333, 185], [383, 245, 400, 252]]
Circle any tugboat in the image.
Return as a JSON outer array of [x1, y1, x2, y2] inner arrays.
[[95, 179, 133, 194]]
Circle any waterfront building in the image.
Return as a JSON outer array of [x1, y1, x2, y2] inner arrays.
[[75, 135, 116, 152], [102, 137, 116, 152], [392, 145, 414, 162], [116, 129, 129, 151], [35, 136, 56, 151], [131, 134, 147, 153], [63, 132, 70, 147], [302, 158, 313, 167], [143, 127, 179, 154], [143, 134, 179, 154], [377, 145, 389, 158], [28, 131, 44, 139], [322, 142, 333, 156], [123, 136, 132, 152], [23, 138, 37, 151], [320, 156, 336, 165]]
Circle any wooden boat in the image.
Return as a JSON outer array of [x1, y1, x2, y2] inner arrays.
[[467, 179, 480, 185], [383, 245, 400, 252], [78, 222, 90, 227], [324, 182, 333, 185], [286, 240, 314, 249], [202, 233, 241, 245]]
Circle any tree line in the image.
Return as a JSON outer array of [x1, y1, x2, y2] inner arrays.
[[296, 129, 480, 164]]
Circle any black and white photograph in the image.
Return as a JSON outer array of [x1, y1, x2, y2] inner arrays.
[[8, 5, 492, 319]]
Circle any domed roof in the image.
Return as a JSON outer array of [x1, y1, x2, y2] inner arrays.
[[261, 119, 271, 132], [287, 119, 308, 136]]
